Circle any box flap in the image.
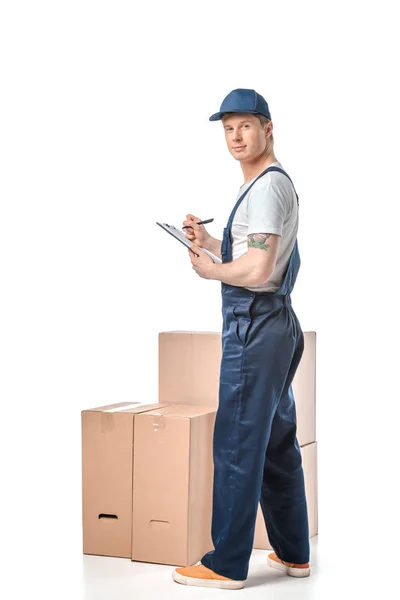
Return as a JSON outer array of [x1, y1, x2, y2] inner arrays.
[[140, 404, 217, 418], [82, 402, 170, 414], [159, 331, 221, 336]]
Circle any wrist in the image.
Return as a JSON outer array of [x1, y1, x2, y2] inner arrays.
[[205, 234, 217, 253], [207, 262, 218, 280], [202, 233, 213, 250]]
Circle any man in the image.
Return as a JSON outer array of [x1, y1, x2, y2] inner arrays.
[[172, 89, 310, 590]]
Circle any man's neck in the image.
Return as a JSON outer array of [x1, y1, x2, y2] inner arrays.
[[241, 155, 279, 186]]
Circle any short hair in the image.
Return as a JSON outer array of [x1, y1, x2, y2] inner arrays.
[[222, 112, 274, 143], [254, 114, 274, 143]]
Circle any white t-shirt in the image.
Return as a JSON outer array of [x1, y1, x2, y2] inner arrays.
[[231, 161, 299, 293]]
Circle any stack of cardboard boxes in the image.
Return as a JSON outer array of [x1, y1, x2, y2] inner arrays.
[[82, 330, 317, 566]]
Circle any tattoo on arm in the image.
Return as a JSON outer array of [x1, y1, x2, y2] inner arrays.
[[247, 233, 271, 251]]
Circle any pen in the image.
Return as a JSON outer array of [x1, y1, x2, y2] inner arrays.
[[182, 218, 214, 229]]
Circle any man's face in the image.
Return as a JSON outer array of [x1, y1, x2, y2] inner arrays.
[[222, 113, 272, 162]]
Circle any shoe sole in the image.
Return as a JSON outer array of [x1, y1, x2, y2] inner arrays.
[[172, 570, 246, 589], [267, 556, 310, 578]]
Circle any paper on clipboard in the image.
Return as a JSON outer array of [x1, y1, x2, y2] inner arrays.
[[156, 222, 222, 264]]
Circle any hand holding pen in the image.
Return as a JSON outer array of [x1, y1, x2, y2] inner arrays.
[[182, 215, 213, 249], [182, 218, 214, 229]]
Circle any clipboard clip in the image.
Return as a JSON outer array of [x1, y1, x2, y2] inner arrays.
[[159, 221, 200, 258]]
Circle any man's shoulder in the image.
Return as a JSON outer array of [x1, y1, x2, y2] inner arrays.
[[253, 164, 292, 190]]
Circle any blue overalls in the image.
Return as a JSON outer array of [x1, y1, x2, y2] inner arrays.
[[200, 166, 310, 581]]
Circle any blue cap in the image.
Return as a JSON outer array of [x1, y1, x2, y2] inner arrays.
[[209, 88, 271, 122]]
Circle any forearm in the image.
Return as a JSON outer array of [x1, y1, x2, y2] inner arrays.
[[208, 254, 265, 287], [203, 236, 222, 259]]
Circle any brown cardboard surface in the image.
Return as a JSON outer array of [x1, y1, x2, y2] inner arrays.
[[131, 405, 216, 566], [158, 330, 316, 445], [253, 441, 318, 550], [81, 402, 170, 558], [158, 332, 221, 407]]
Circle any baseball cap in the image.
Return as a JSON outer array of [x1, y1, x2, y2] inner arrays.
[[209, 88, 271, 122]]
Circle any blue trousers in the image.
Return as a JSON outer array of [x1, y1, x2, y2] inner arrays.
[[200, 285, 310, 581]]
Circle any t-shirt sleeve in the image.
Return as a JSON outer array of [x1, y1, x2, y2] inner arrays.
[[247, 182, 288, 236]]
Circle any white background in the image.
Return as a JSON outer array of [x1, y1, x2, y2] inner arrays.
[[1, 1, 399, 598]]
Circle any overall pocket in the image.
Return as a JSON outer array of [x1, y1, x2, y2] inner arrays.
[[232, 305, 252, 347]]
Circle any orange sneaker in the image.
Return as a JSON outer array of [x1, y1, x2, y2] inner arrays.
[[172, 560, 246, 589], [267, 552, 310, 577]]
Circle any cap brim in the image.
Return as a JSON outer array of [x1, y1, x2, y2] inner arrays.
[[209, 109, 261, 122], [209, 112, 224, 121]]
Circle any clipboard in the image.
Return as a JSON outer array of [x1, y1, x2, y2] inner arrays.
[[156, 222, 222, 264]]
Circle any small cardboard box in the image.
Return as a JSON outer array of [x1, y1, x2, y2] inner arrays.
[[253, 441, 318, 549], [81, 402, 171, 558], [131, 404, 216, 567], [158, 331, 316, 445]]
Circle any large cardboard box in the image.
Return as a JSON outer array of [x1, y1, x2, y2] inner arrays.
[[131, 404, 216, 567], [253, 441, 318, 549], [159, 331, 316, 445], [81, 402, 171, 558], [159, 332, 221, 407], [294, 334, 317, 446]]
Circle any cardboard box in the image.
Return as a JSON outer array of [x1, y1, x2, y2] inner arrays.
[[158, 332, 221, 407], [159, 331, 316, 445], [293, 333, 317, 446], [131, 404, 216, 567], [253, 441, 318, 549], [81, 402, 171, 558]]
